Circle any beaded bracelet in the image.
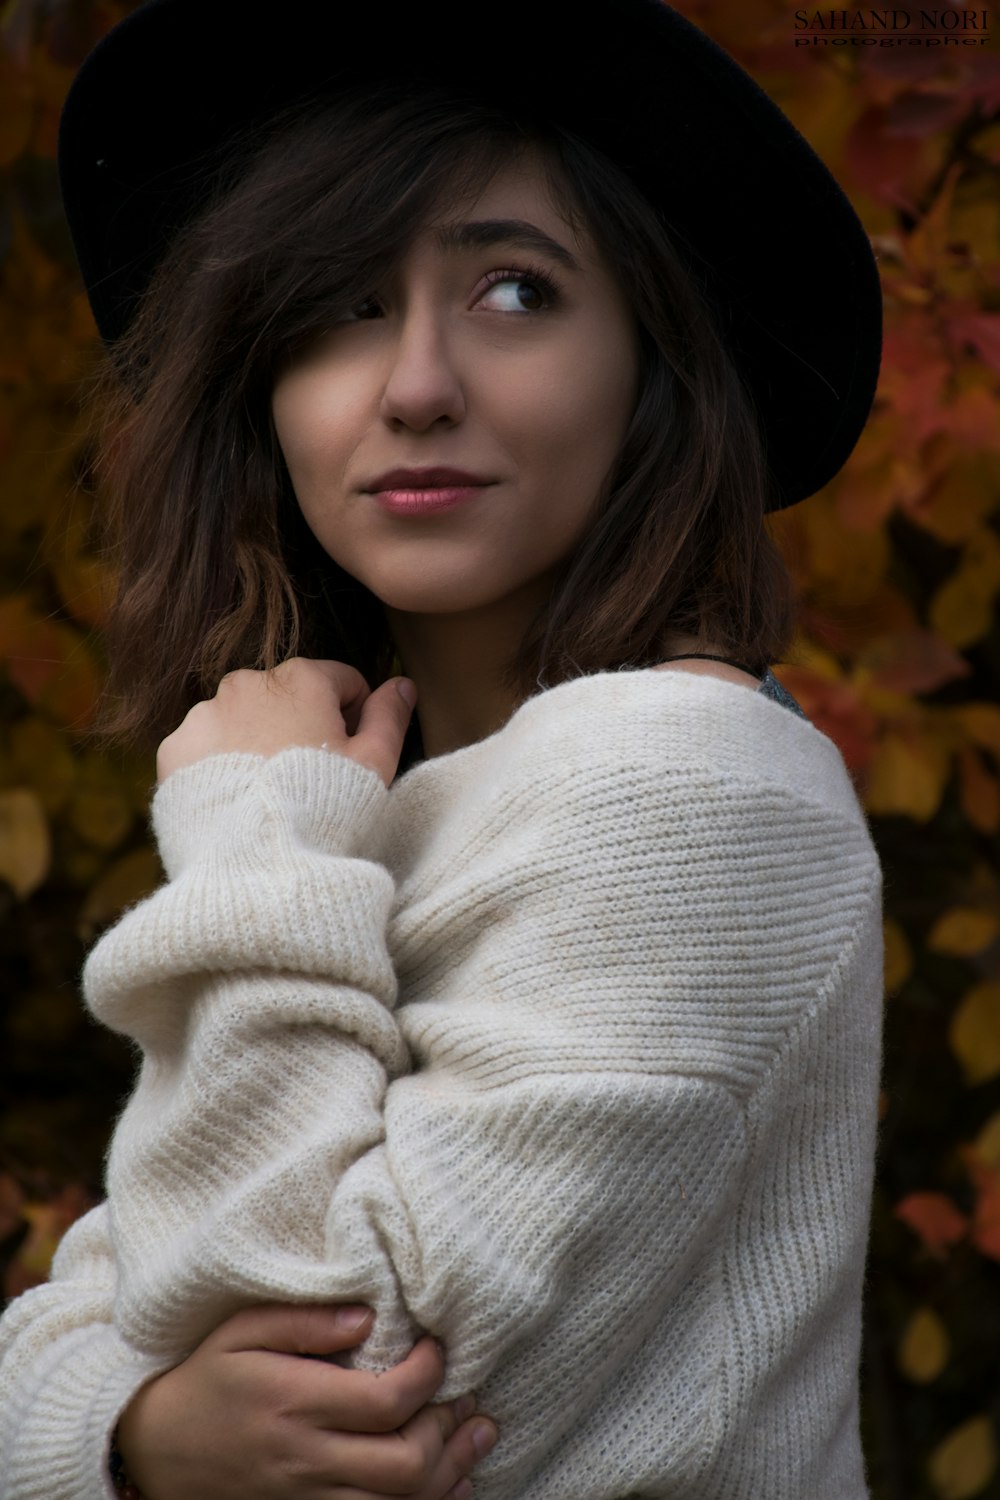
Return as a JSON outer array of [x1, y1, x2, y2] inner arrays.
[[108, 1429, 143, 1500]]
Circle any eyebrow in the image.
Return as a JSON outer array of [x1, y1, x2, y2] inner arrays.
[[431, 218, 582, 273]]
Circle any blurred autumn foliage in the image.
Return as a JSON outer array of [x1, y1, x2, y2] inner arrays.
[[1, 0, 1000, 1494]]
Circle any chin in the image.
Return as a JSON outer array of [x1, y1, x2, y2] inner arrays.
[[360, 567, 529, 618]]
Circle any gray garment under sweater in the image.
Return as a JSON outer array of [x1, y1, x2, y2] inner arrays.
[[757, 666, 808, 720]]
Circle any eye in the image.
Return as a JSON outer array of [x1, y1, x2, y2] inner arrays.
[[344, 295, 383, 322], [478, 266, 559, 313]]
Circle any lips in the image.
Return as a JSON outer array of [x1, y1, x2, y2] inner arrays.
[[363, 466, 493, 492]]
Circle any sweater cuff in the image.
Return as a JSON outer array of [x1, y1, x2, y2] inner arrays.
[[152, 746, 388, 879], [0, 1324, 172, 1500]]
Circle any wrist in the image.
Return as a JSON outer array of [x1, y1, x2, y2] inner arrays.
[[152, 744, 388, 878]]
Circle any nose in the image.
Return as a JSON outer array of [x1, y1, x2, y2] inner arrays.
[[378, 303, 466, 433]]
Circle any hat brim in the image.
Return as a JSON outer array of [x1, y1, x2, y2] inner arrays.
[[57, 0, 882, 508]]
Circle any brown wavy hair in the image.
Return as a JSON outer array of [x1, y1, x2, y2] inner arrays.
[[85, 85, 796, 770]]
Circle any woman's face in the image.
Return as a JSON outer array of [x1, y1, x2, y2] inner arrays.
[[271, 149, 640, 620]]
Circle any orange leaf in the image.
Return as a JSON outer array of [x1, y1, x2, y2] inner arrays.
[[958, 1147, 1000, 1260], [952, 703, 1000, 762], [77, 846, 163, 943], [894, 1191, 968, 1256], [884, 917, 912, 996], [3, 1183, 94, 1296], [928, 907, 1000, 957], [858, 631, 970, 696], [0, 595, 101, 731], [957, 748, 1000, 835]]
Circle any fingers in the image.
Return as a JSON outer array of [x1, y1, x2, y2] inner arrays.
[[210, 1303, 375, 1358], [306, 1336, 447, 1434], [348, 676, 417, 784], [214, 1311, 448, 1435], [219, 659, 371, 710], [308, 1403, 499, 1495]]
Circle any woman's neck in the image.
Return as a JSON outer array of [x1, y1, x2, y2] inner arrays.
[[384, 580, 550, 760]]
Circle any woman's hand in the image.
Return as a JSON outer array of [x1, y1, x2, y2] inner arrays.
[[156, 659, 417, 789], [115, 1304, 498, 1500]]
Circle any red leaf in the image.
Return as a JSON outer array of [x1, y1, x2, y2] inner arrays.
[[894, 1191, 968, 1256], [845, 104, 926, 211], [771, 667, 880, 773], [946, 311, 1000, 376], [860, 631, 971, 695], [960, 1149, 1000, 1262]]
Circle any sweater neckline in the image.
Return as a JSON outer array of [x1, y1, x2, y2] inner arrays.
[[389, 664, 824, 797]]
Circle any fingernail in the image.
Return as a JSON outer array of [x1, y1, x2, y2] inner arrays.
[[454, 1393, 476, 1421], [396, 678, 417, 707], [472, 1421, 497, 1457], [335, 1306, 371, 1330], [454, 1481, 473, 1500]]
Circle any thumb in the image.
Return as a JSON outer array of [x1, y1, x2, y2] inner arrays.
[[351, 675, 418, 782], [212, 1302, 374, 1357]]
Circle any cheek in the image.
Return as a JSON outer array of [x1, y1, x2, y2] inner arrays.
[[271, 369, 366, 502], [523, 327, 638, 485]]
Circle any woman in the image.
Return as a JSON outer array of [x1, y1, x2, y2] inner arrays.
[[0, 2, 885, 1498]]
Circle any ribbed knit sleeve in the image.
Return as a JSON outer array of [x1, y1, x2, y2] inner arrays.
[[87, 746, 415, 1364], [0, 1204, 173, 1500], [0, 746, 412, 1500]]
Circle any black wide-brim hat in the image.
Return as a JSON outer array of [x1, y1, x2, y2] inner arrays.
[[58, 0, 882, 510]]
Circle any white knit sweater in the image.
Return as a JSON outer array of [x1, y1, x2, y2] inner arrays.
[[0, 668, 884, 1499]]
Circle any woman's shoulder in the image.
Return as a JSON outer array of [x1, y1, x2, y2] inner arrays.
[[649, 655, 810, 723], [393, 662, 862, 838]]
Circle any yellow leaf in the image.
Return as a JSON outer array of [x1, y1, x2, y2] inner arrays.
[[43, 491, 116, 630], [67, 784, 133, 850], [799, 494, 890, 602], [78, 846, 163, 941], [929, 908, 1000, 957], [884, 918, 912, 995], [953, 704, 1000, 762], [17, 1204, 66, 1281], [787, 637, 843, 682], [929, 530, 1000, 650], [0, 788, 50, 899], [929, 567, 999, 650], [950, 188, 1000, 269], [67, 754, 135, 851], [898, 1305, 949, 1383], [972, 1112, 1000, 1168], [957, 747, 1000, 835], [865, 730, 951, 822], [919, 457, 1000, 547], [950, 982, 1000, 1086], [7, 717, 76, 815], [929, 1415, 998, 1500]]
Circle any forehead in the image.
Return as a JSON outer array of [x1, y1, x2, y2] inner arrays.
[[418, 147, 592, 260]]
